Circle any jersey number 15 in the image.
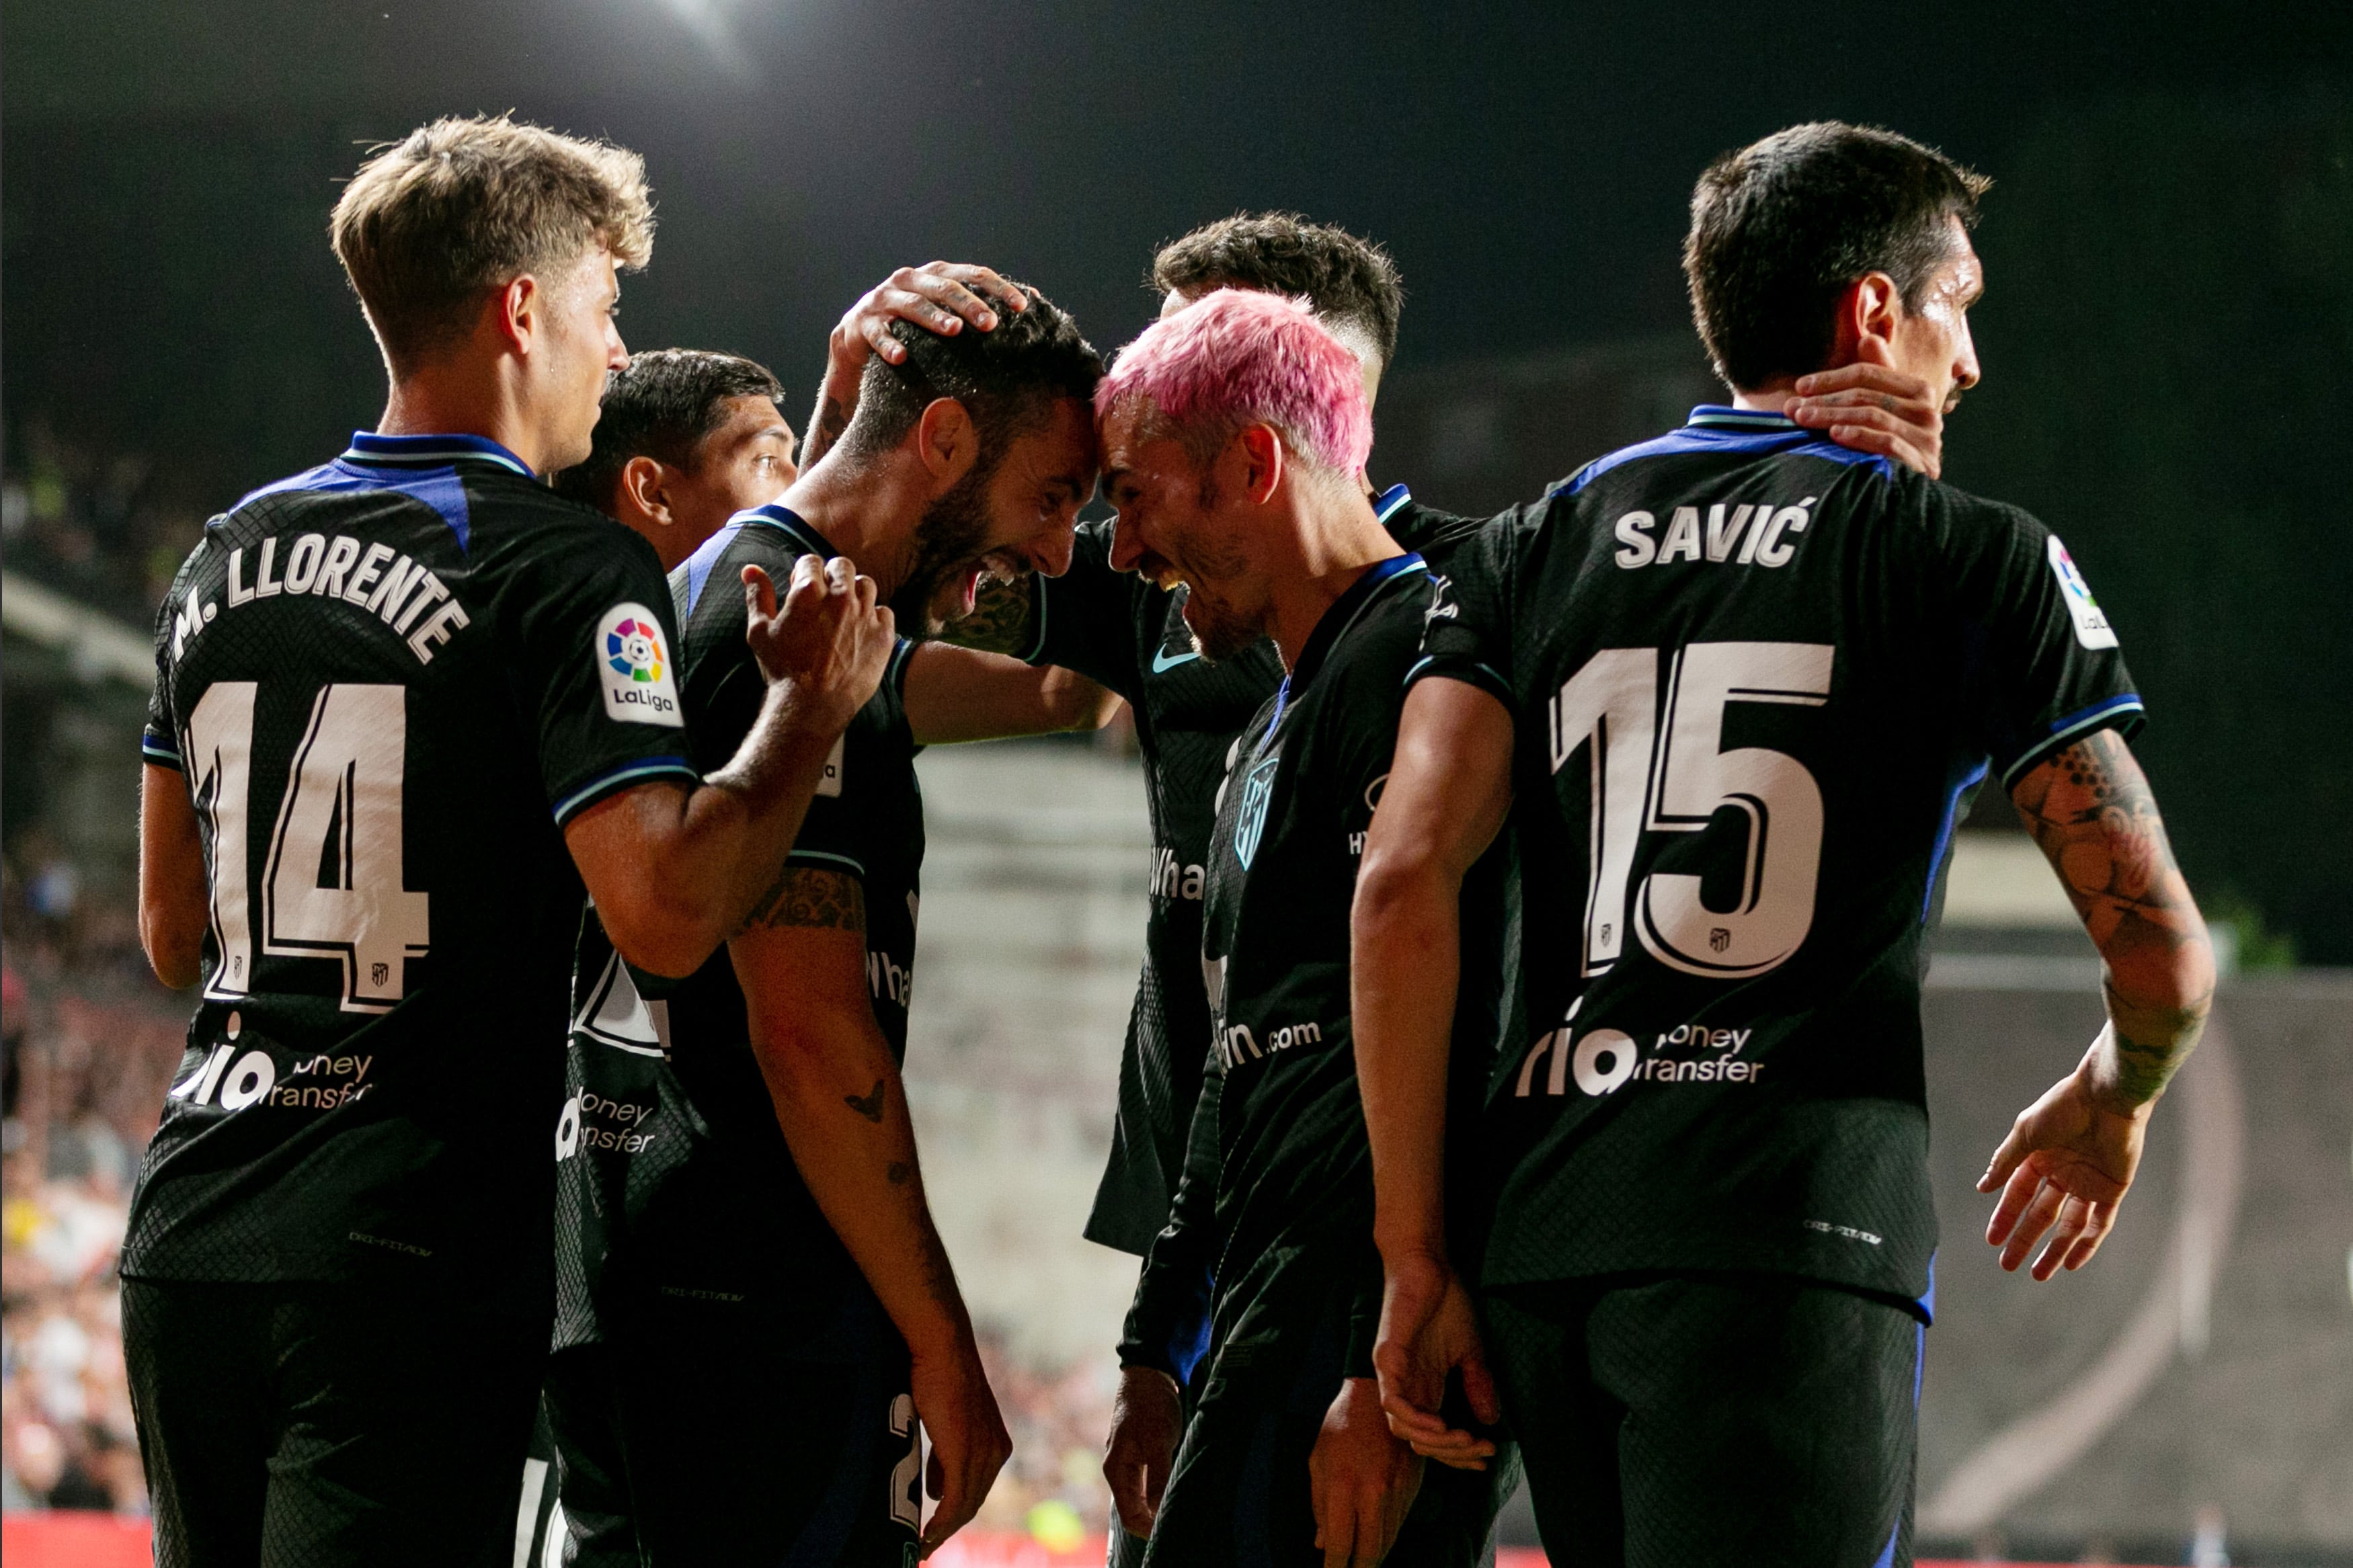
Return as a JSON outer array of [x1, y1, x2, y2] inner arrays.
[[183, 682, 431, 1013], [1550, 641, 1833, 981]]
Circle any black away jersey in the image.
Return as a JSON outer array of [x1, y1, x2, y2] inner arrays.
[[554, 503, 923, 1346], [1415, 407, 2144, 1309], [1126, 552, 1511, 1385], [1023, 487, 1476, 1255], [129, 432, 699, 1305]]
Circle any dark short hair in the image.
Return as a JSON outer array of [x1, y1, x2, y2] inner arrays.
[[550, 348, 786, 509], [1684, 122, 1991, 390], [1152, 213, 1404, 368], [836, 282, 1102, 463]]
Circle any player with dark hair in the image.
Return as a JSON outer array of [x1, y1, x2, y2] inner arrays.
[[129, 116, 890, 1566], [1355, 122, 2216, 1565], [542, 283, 1106, 1565], [551, 348, 799, 569]]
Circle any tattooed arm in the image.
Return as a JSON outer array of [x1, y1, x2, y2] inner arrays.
[[729, 867, 1010, 1550], [1979, 727, 2217, 1280]]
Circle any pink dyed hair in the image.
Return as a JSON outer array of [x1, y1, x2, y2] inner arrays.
[[1094, 288, 1373, 477]]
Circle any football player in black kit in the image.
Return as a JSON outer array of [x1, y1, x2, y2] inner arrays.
[[542, 292, 1107, 1565], [130, 118, 892, 1567], [809, 222, 1952, 1564], [539, 344, 1115, 1563], [1355, 123, 2217, 1566], [1091, 288, 1519, 1568]]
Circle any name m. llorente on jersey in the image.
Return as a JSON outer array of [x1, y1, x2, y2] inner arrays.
[[136, 429, 698, 1285]]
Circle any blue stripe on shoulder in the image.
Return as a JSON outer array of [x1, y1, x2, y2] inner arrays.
[[232, 460, 474, 552], [682, 521, 750, 620], [1560, 428, 1894, 496]]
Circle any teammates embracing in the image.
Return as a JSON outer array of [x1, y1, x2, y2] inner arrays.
[[132, 111, 2208, 1568]]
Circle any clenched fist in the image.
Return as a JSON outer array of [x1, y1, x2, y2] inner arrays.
[[744, 553, 895, 733]]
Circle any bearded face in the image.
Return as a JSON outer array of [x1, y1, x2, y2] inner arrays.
[[890, 458, 997, 633]]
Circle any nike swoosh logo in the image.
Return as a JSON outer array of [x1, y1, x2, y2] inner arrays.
[[1150, 647, 1202, 674]]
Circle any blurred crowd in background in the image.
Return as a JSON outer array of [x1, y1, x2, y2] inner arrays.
[[1, 862, 184, 1517]]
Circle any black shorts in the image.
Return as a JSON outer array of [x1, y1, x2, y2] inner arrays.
[[1144, 1289, 1514, 1568], [122, 1276, 547, 1568], [1481, 1272, 1923, 1568], [545, 1280, 920, 1567]]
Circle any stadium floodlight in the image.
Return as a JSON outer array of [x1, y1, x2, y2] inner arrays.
[[653, 0, 754, 80]]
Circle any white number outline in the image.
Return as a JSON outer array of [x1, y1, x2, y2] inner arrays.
[[1550, 641, 1833, 982], [184, 682, 430, 1013]]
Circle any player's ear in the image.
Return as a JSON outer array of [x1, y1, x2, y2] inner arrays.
[[494, 274, 539, 357], [1836, 272, 1904, 368], [916, 398, 978, 488], [618, 456, 673, 529], [1234, 423, 1284, 506]]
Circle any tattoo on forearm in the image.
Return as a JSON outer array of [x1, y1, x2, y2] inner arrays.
[[846, 1076, 887, 1122], [737, 866, 866, 935], [804, 389, 851, 468], [887, 1160, 912, 1186], [936, 572, 1038, 657], [2011, 728, 2212, 1100]]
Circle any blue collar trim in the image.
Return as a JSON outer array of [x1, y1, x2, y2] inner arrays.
[[343, 431, 535, 479], [1684, 404, 1802, 431], [1269, 551, 1428, 731], [1554, 405, 1893, 497], [1371, 482, 1413, 524], [684, 503, 841, 620]]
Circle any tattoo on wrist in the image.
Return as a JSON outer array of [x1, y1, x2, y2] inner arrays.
[[846, 1076, 887, 1122], [737, 866, 866, 935]]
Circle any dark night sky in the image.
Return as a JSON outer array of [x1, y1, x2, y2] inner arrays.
[[9, 0, 2347, 399], [6, 4, 2351, 954]]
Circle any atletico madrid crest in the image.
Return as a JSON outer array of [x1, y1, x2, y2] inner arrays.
[[1234, 755, 1280, 869]]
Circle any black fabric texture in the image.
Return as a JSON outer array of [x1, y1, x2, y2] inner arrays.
[[1481, 1272, 1919, 1567], [553, 503, 922, 1356], [128, 445, 693, 1309], [1142, 1283, 1513, 1568], [1124, 540, 1509, 1407], [124, 1276, 545, 1568], [543, 1290, 920, 1567], [1414, 417, 2141, 1303]]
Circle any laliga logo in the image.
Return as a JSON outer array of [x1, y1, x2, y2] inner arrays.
[[607, 618, 666, 684]]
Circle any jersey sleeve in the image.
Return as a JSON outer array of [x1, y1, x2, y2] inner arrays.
[[143, 588, 184, 771], [783, 638, 920, 884], [1023, 522, 1146, 702], [1117, 1053, 1221, 1384], [512, 528, 703, 829], [1930, 491, 2145, 788], [1406, 513, 1519, 710]]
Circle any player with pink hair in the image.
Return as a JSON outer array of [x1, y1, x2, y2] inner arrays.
[[1097, 290, 1385, 669], [1092, 288, 1520, 1567]]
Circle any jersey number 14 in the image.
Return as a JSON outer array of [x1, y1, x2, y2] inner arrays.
[[183, 682, 431, 1012], [1550, 641, 1832, 981]]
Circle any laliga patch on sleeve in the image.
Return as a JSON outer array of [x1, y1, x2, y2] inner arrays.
[[2045, 536, 2118, 650], [815, 735, 845, 797], [597, 604, 685, 727]]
